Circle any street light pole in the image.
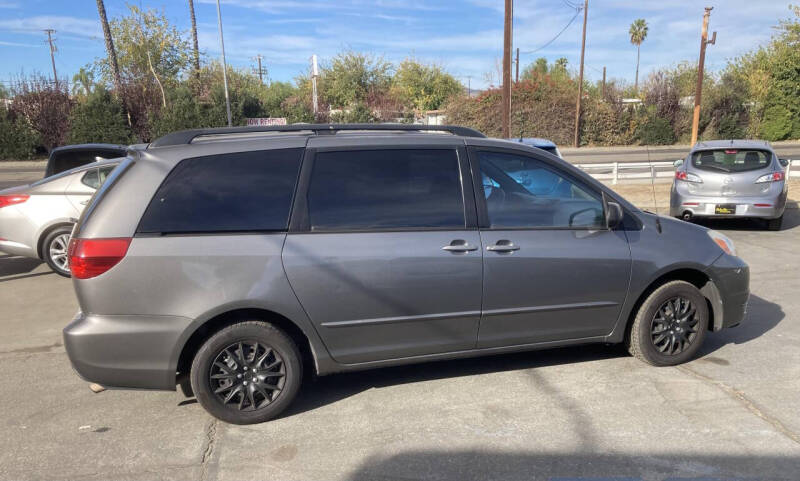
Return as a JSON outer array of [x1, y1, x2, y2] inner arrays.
[[690, 7, 715, 146], [215, 0, 232, 127]]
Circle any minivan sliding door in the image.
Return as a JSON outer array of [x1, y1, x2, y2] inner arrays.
[[282, 147, 482, 364]]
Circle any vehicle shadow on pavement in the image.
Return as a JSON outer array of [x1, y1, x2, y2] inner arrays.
[[286, 344, 625, 419], [345, 450, 800, 481], [696, 294, 784, 359], [0, 255, 47, 280], [282, 294, 782, 419], [691, 207, 800, 231]]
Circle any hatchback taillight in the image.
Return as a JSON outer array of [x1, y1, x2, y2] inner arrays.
[[0, 194, 29, 208], [68, 238, 131, 279], [755, 172, 785, 183]]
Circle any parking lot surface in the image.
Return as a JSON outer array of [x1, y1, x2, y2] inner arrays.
[[1, 173, 799, 480]]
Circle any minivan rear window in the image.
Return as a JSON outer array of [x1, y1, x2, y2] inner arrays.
[[307, 149, 465, 231], [137, 148, 302, 234], [691, 149, 771, 173]]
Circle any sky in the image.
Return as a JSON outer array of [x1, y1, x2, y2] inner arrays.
[[0, 0, 794, 91]]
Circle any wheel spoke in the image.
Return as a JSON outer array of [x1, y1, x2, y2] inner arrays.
[[224, 385, 241, 404], [210, 339, 285, 413], [256, 349, 274, 368]]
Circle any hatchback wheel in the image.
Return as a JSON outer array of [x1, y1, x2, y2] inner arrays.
[[190, 321, 302, 424], [766, 215, 783, 231], [43, 226, 73, 277], [627, 280, 708, 366]]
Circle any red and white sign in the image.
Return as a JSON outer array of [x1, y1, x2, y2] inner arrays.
[[246, 117, 287, 126]]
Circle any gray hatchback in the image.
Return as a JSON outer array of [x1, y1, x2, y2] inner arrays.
[[63, 124, 749, 424], [670, 140, 789, 230]]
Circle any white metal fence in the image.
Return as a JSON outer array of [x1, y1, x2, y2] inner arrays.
[[574, 159, 799, 184]]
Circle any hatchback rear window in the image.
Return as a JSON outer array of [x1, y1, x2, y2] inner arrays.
[[691, 149, 771, 173], [307, 149, 465, 231], [137, 148, 302, 234]]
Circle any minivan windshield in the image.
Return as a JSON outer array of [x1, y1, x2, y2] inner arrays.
[[691, 149, 772, 173]]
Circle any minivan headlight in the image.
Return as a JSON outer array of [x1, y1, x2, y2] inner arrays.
[[708, 230, 737, 257]]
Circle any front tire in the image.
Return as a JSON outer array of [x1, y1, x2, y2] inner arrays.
[[42, 226, 73, 277], [190, 321, 302, 424], [627, 281, 708, 366]]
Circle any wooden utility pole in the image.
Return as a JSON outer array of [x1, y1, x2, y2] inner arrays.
[[502, 0, 513, 138], [573, 0, 588, 147], [44, 29, 58, 86], [602, 66, 606, 98], [253, 54, 266, 84], [690, 7, 716, 146], [515, 47, 520, 83]]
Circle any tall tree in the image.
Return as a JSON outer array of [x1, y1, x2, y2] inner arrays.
[[188, 0, 200, 73], [629, 18, 648, 92], [96, 0, 122, 93]]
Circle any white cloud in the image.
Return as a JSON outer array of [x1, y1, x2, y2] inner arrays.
[[0, 15, 100, 38]]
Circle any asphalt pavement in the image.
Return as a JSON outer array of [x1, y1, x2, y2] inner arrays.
[[1, 180, 799, 479]]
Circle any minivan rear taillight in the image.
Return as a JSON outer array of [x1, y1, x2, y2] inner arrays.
[[0, 194, 29, 208], [68, 238, 131, 279]]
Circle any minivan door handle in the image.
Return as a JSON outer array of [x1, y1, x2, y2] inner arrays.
[[442, 240, 478, 253], [487, 240, 520, 252]]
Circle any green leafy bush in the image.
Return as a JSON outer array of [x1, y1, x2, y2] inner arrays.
[[636, 108, 676, 145], [760, 104, 794, 141], [0, 107, 40, 160], [67, 88, 132, 144]]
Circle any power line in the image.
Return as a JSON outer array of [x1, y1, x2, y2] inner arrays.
[[521, 7, 582, 55]]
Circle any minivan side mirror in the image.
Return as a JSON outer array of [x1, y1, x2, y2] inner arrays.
[[673, 159, 684, 168], [778, 158, 789, 168], [606, 202, 623, 229]]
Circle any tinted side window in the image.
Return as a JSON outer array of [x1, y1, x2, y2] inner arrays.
[[50, 149, 124, 176], [307, 149, 464, 231], [478, 151, 604, 229], [137, 148, 302, 233], [81, 169, 100, 189]]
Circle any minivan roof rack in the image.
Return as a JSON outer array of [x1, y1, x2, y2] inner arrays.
[[149, 123, 486, 147]]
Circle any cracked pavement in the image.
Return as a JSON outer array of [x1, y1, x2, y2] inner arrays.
[[0, 175, 799, 479]]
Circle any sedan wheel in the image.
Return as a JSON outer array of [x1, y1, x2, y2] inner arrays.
[[43, 227, 74, 277]]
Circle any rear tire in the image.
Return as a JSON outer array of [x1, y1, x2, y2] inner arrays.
[[766, 215, 783, 231], [42, 226, 73, 277], [627, 281, 708, 366], [190, 321, 302, 424]]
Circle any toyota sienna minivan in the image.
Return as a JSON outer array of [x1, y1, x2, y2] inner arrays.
[[63, 124, 749, 424]]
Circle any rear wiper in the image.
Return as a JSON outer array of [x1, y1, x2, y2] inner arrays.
[[702, 164, 730, 173]]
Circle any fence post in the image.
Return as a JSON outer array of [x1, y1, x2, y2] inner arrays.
[[650, 165, 656, 181], [612, 162, 618, 185]]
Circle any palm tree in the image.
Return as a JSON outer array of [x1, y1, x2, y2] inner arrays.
[[96, 0, 122, 92], [188, 0, 200, 73], [629, 18, 648, 92], [71, 67, 94, 97]]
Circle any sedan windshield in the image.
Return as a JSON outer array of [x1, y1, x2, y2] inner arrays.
[[691, 149, 771, 173]]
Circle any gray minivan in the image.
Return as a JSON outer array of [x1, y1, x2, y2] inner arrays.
[[63, 124, 749, 424]]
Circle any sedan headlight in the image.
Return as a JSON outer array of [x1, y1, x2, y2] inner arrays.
[[708, 230, 737, 257]]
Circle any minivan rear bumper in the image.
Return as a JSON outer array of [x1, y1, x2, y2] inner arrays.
[[63, 311, 192, 390]]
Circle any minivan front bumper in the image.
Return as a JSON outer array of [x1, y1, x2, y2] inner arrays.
[[704, 254, 750, 331], [63, 311, 192, 390]]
